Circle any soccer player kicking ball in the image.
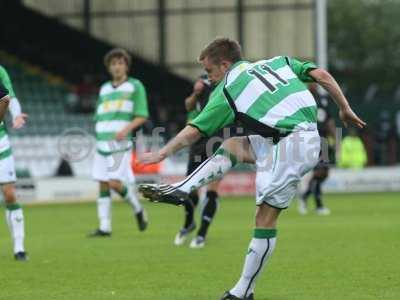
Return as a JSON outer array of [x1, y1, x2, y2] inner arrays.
[[89, 49, 149, 237], [139, 38, 365, 300], [0, 65, 29, 261]]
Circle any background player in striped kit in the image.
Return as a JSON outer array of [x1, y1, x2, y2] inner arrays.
[[0, 65, 29, 261], [89, 49, 148, 237], [139, 38, 365, 299]]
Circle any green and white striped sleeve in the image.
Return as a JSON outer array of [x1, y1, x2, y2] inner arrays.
[[286, 57, 317, 83]]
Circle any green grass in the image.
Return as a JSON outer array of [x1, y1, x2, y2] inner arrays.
[[0, 192, 399, 300]]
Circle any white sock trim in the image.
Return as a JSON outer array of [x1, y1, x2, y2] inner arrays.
[[97, 196, 112, 232], [172, 152, 233, 193], [5, 208, 25, 253], [127, 185, 142, 213], [230, 237, 277, 298]]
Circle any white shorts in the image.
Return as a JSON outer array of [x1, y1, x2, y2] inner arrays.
[[92, 150, 135, 183], [0, 154, 16, 184], [248, 131, 320, 209]]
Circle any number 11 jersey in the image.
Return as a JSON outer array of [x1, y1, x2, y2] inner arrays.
[[189, 56, 318, 137]]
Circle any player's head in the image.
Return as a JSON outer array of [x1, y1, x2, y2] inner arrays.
[[199, 37, 242, 84], [104, 48, 131, 80]]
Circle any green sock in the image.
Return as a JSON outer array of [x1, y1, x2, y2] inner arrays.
[[117, 185, 142, 213], [117, 185, 128, 199], [6, 203, 22, 211], [100, 190, 111, 198]]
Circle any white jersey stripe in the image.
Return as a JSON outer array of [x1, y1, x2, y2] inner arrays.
[[259, 90, 316, 126], [96, 140, 132, 153], [274, 65, 297, 81], [96, 120, 131, 133], [100, 81, 135, 96], [234, 78, 266, 113], [234, 64, 298, 114], [226, 62, 251, 87]]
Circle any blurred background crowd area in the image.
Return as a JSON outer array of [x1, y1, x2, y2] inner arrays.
[[1, 0, 400, 178]]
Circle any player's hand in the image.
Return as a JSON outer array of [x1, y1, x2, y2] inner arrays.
[[139, 151, 166, 165], [339, 107, 366, 129], [13, 113, 28, 129], [115, 129, 129, 141], [193, 80, 205, 95]]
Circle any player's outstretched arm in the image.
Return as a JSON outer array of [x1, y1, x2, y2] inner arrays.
[[140, 125, 202, 164], [9, 97, 28, 129], [309, 68, 366, 128]]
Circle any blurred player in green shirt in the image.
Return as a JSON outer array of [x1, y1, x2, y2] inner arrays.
[[89, 49, 149, 237], [0, 65, 29, 261]]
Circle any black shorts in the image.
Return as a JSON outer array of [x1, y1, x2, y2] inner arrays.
[[313, 160, 330, 172], [314, 140, 333, 172]]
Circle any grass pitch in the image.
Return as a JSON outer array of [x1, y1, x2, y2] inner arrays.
[[0, 192, 399, 300]]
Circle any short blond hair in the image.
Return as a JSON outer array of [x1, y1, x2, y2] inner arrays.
[[199, 37, 242, 64]]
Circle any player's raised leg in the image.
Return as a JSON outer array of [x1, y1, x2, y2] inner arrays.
[[140, 136, 254, 205]]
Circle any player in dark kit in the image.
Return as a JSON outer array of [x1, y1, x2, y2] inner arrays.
[[298, 84, 335, 215], [174, 75, 223, 248]]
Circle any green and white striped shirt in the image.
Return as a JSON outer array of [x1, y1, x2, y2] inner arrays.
[[95, 77, 149, 155], [0, 65, 15, 161], [190, 56, 318, 137]]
